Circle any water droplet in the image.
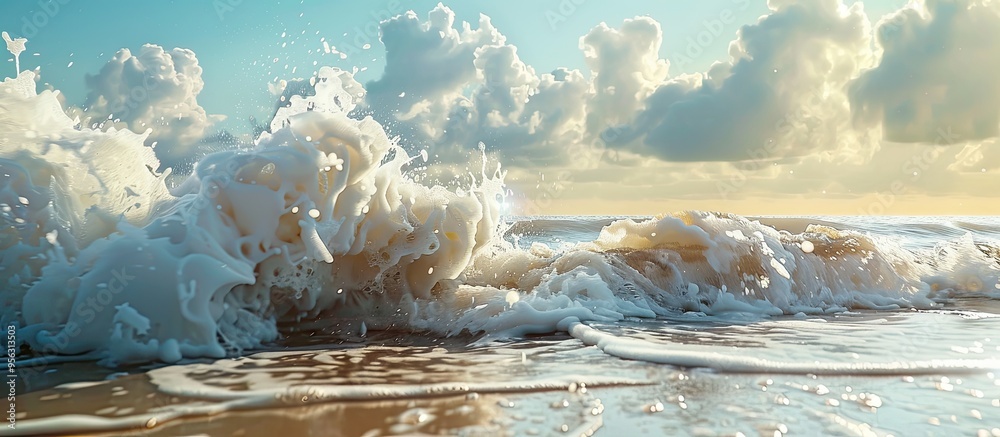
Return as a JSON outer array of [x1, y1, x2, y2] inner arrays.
[[647, 400, 664, 413], [801, 240, 815, 253]]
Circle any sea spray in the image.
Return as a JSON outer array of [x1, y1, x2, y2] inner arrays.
[[3, 63, 999, 366], [2, 32, 26, 75], [4, 66, 505, 364]]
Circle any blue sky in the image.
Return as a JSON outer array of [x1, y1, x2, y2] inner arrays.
[[3, 0, 906, 132], [6, 0, 997, 215]]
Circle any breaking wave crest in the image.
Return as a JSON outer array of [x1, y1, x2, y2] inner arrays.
[[3, 68, 1000, 366]]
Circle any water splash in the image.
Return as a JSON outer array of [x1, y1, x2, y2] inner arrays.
[[3, 59, 999, 367], [2, 31, 27, 75]]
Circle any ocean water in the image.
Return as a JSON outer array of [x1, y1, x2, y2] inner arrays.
[[9, 215, 1000, 436], [4, 65, 1000, 436]]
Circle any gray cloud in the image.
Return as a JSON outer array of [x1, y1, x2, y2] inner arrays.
[[850, 0, 1000, 144], [351, 2, 879, 169], [353, 3, 596, 167], [580, 17, 669, 135], [264, 0, 1000, 210], [365, 4, 504, 113], [608, 0, 871, 162]]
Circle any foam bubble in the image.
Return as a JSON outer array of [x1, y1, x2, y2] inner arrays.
[[567, 321, 1000, 375], [3, 31, 27, 73], [5, 67, 504, 364], [4, 64, 999, 366]]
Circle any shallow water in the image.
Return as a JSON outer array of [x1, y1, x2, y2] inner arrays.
[[6, 1, 1000, 433], [13, 304, 1000, 436], [5, 47, 1000, 436], [11, 216, 1000, 436]]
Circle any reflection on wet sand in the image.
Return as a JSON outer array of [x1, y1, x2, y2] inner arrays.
[[13, 334, 639, 436], [12, 305, 1000, 436]]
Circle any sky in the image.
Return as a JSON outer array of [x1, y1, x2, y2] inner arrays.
[[3, 0, 999, 215]]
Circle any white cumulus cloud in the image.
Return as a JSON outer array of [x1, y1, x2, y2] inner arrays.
[[608, 0, 872, 162], [83, 44, 224, 168], [849, 0, 1000, 144]]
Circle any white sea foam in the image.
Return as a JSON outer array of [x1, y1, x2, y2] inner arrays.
[[4, 67, 504, 364], [10, 369, 641, 436], [413, 211, 1000, 341], [566, 321, 1000, 375], [3, 65, 999, 366]]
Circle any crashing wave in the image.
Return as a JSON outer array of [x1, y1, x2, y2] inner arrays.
[[4, 67, 503, 364], [3, 67, 999, 366]]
